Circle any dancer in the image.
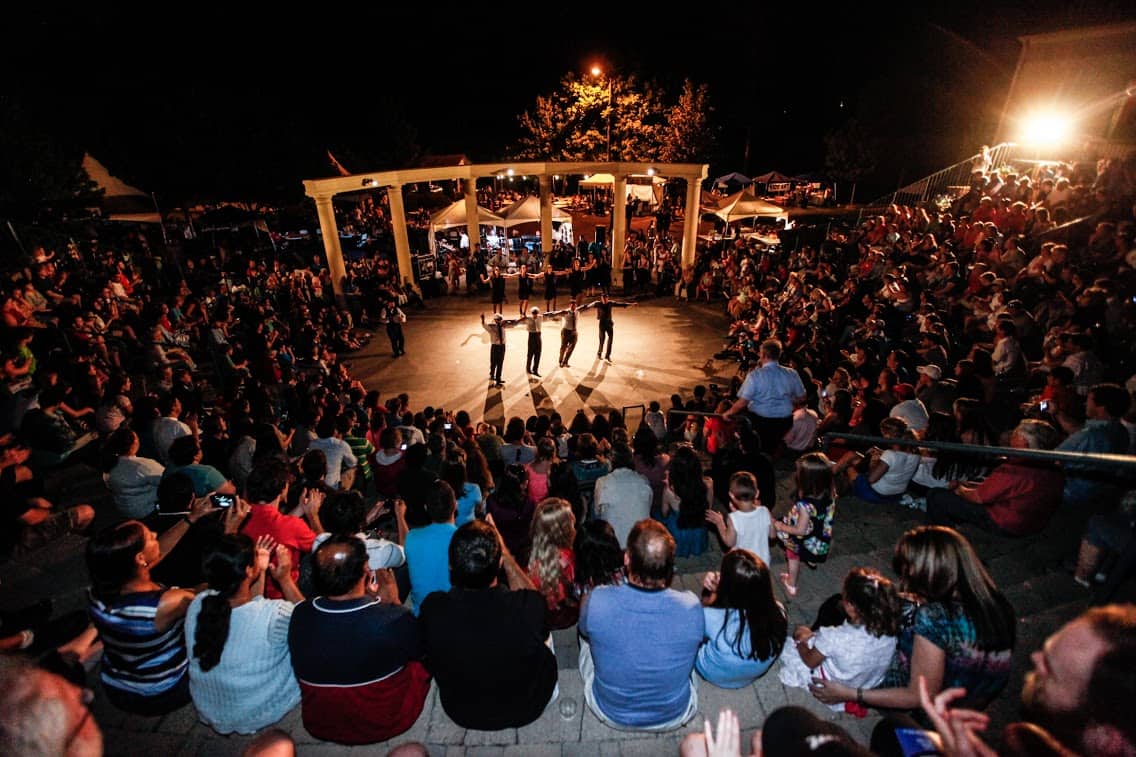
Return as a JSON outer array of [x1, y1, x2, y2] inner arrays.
[[516, 263, 544, 317], [547, 300, 585, 368], [481, 312, 520, 387], [543, 261, 564, 312], [378, 298, 407, 357], [480, 266, 516, 315], [522, 306, 547, 378], [584, 292, 636, 363]]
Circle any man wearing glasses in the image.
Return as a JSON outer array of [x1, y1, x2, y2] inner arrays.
[[0, 656, 102, 755]]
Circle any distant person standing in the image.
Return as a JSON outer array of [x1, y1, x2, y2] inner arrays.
[[523, 307, 546, 378], [547, 300, 581, 368], [722, 339, 806, 456], [481, 312, 520, 387], [587, 292, 637, 363], [379, 299, 407, 358]]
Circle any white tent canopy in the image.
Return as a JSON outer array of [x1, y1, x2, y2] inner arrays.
[[579, 172, 665, 186], [500, 196, 572, 228], [82, 153, 162, 224], [429, 200, 504, 230], [712, 189, 787, 224]]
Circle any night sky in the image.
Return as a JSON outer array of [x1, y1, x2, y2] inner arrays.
[[6, 3, 1135, 205]]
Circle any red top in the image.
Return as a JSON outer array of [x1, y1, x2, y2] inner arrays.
[[976, 461, 1064, 536], [240, 504, 315, 598]]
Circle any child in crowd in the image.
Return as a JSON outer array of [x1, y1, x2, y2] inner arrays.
[[705, 471, 775, 568], [773, 452, 836, 598], [644, 400, 667, 441], [836, 417, 920, 504], [778, 567, 900, 713]]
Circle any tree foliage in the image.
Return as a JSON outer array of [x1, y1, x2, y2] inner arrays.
[[513, 73, 714, 163], [823, 119, 877, 184], [0, 96, 103, 223]]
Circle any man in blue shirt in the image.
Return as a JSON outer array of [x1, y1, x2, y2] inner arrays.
[[579, 519, 703, 730], [400, 481, 457, 614], [722, 339, 806, 457], [1056, 383, 1131, 510]]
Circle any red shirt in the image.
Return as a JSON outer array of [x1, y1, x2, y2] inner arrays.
[[240, 503, 315, 598], [976, 461, 1064, 536]]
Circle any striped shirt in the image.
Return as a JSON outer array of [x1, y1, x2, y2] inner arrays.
[[89, 589, 188, 696]]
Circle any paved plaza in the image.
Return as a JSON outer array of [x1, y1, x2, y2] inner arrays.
[[0, 295, 1117, 755]]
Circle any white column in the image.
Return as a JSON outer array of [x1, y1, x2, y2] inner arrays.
[[682, 176, 701, 270], [538, 174, 554, 254], [464, 178, 480, 257], [387, 184, 415, 287], [611, 174, 627, 288], [313, 195, 347, 303]]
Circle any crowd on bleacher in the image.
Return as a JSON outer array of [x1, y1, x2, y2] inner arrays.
[[0, 152, 1135, 756]]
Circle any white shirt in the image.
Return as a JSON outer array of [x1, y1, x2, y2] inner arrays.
[[308, 436, 358, 489], [312, 531, 405, 570], [728, 507, 772, 567], [783, 408, 819, 452], [594, 467, 653, 548], [152, 416, 191, 465], [874, 449, 921, 496], [779, 622, 897, 711]]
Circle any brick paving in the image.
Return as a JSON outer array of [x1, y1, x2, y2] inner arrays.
[[0, 298, 1120, 755]]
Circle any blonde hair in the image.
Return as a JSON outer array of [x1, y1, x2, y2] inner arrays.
[[528, 498, 576, 603]]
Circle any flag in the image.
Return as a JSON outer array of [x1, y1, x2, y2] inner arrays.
[[327, 150, 351, 177]]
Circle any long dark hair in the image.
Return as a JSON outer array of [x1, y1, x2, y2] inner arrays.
[[893, 526, 1015, 651], [668, 445, 708, 529], [493, 464, 529, 515], [573, 520, 624, 590], [86, 521, 147, 601], [712, 549, 786, 660], [193, 534, 255, 672], [100, 427, 137, 474], [632, 425, 659, 467]]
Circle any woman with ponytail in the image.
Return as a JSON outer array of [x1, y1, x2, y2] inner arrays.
[[86, 495, 219, 715], [184, 533, 304, 734]]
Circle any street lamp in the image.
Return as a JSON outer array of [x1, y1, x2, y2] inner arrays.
[[590, 65, 614, 161]]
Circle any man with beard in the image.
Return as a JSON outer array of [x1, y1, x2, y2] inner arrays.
[[917, 604, 1136, 756]]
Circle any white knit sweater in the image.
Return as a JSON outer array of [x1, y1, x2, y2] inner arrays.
[[184, 592, 300, 734]]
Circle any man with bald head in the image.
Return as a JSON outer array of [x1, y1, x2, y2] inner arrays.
[[287, 535, 430, 745], [578, 519, 703, 731]]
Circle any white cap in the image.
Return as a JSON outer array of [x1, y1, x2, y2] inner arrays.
[[531, 307, 539, 313], [916, 364, 942, 380]]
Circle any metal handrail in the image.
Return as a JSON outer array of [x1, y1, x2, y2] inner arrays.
[[662, 409, 1136, 474], [825, 432, 1136, 474], [857, 142, 1016, 222]]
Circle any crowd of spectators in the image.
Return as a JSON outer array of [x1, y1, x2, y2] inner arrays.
[[0, 151, 1135, 755]]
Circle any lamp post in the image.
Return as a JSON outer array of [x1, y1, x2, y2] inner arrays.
[[591, 65, 614, 161]]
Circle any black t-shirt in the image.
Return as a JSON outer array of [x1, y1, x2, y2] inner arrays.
[[419, 585, 556, 730]]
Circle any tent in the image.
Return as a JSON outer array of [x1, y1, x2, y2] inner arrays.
[[82, 153, 162, 224], [579, 173, 666, 186], [752, 170, 793, 185], [500, 196, 572, 228], [428, 200, 505, 254], [712, 189, 787, 225], [428, 200, 504, 230], [713, 171, 751, 189]]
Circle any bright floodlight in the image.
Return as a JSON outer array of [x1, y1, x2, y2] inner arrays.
[[1021, 112, 1072, 145], [591, 65, 602, 77]]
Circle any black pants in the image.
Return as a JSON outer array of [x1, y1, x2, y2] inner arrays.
[[926, 488, 1002, 533], [386, 324, 404, 356], [527, 333, 542, 374], [754, 413, 793, 458], [489, 344, 505, 382], [560, 329, 578, 365], [598, 321, 614, 358]]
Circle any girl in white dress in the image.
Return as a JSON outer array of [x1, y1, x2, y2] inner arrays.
[[779, 567, 900, 712]]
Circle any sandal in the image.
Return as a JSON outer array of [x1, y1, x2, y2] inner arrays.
[[779, 572, 798, 598]]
